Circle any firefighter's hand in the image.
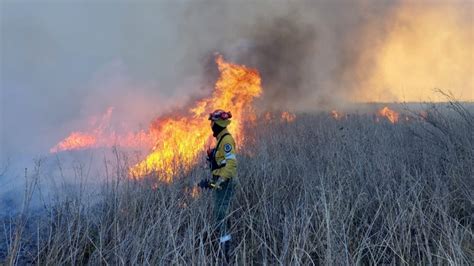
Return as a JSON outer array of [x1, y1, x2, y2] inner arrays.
[[198, 178, 212, 189], [210, 176, 224, 190]]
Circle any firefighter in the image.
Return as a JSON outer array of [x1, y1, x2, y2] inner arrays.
[[198, 109, 237, 253]]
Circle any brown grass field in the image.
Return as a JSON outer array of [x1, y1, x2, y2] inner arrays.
[[2, 102, 473, 265]]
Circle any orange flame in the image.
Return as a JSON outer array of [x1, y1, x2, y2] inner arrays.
[[50, 55, 262, 182], [129, 55, 262, 181], [331, 110, 342, 120], [50, 107, 154, 153], [50, 107, 112, 153], [280, 112, 296, 123], [50, 132, 97, 153], [378, 106, 399, 124]]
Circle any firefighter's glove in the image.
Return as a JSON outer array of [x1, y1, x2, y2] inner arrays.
[[210, 176, 224, 190], [198, 178, 212, 189]]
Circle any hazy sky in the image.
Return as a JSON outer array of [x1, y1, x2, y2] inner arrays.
[[0, 0, 329, 161], [1, 1, 206, 161], [1, 0, 472, 165]]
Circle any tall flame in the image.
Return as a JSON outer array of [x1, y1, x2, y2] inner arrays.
[[129, 55, 262, 180], [50, 55, 262, 182]]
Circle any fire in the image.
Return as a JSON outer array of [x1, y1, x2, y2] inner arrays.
[[50, 107, 154, 153], [50, 55, 262, 182], [264, 112, 273, 121], [331, 110, 342, 120], [50, 107, 112, 153], [50, 132, 97, 153], [378, 106, 399, 124], [129, 55, 262, 180], [263, 111, 296, 123], [281, 112, 296, 123]]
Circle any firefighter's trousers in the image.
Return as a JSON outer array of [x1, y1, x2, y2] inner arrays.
[[213, 178, 234, 239]]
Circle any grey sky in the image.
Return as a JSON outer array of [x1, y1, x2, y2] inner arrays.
[[1, 0, 472, 164], [1, 1, 202, 160], [1, 0, 288, 161]]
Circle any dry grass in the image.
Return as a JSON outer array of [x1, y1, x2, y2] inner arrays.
[[2, 103, 473, 265]]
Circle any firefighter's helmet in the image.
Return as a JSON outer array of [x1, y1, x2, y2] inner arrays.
[[209, 109, 232, 127]]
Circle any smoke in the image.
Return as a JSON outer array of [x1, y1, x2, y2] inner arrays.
[[187, 0, 472, 107], [351, 1, 474, 102], [1, 1, 472, 184], [179, 0, 400, 110], [229, 16, 319, 110]]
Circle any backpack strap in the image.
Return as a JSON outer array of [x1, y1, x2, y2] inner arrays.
[[210, 133, 231, 171], [216, 133, 230, 151]]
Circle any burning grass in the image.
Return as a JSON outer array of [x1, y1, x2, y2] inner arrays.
[[2, 103, 473, 264], [50, 55, 262, 182]]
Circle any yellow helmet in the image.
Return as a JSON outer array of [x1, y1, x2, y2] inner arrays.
[[209, 109, 232, 127]]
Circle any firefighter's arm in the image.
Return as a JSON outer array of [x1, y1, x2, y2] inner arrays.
[[212, 137, 237, 179]]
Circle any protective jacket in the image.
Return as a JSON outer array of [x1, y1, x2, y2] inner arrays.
[[211, 128, 237, 179]]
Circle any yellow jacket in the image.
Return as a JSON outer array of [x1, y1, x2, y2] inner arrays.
[[212, 128, 237, 179]]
